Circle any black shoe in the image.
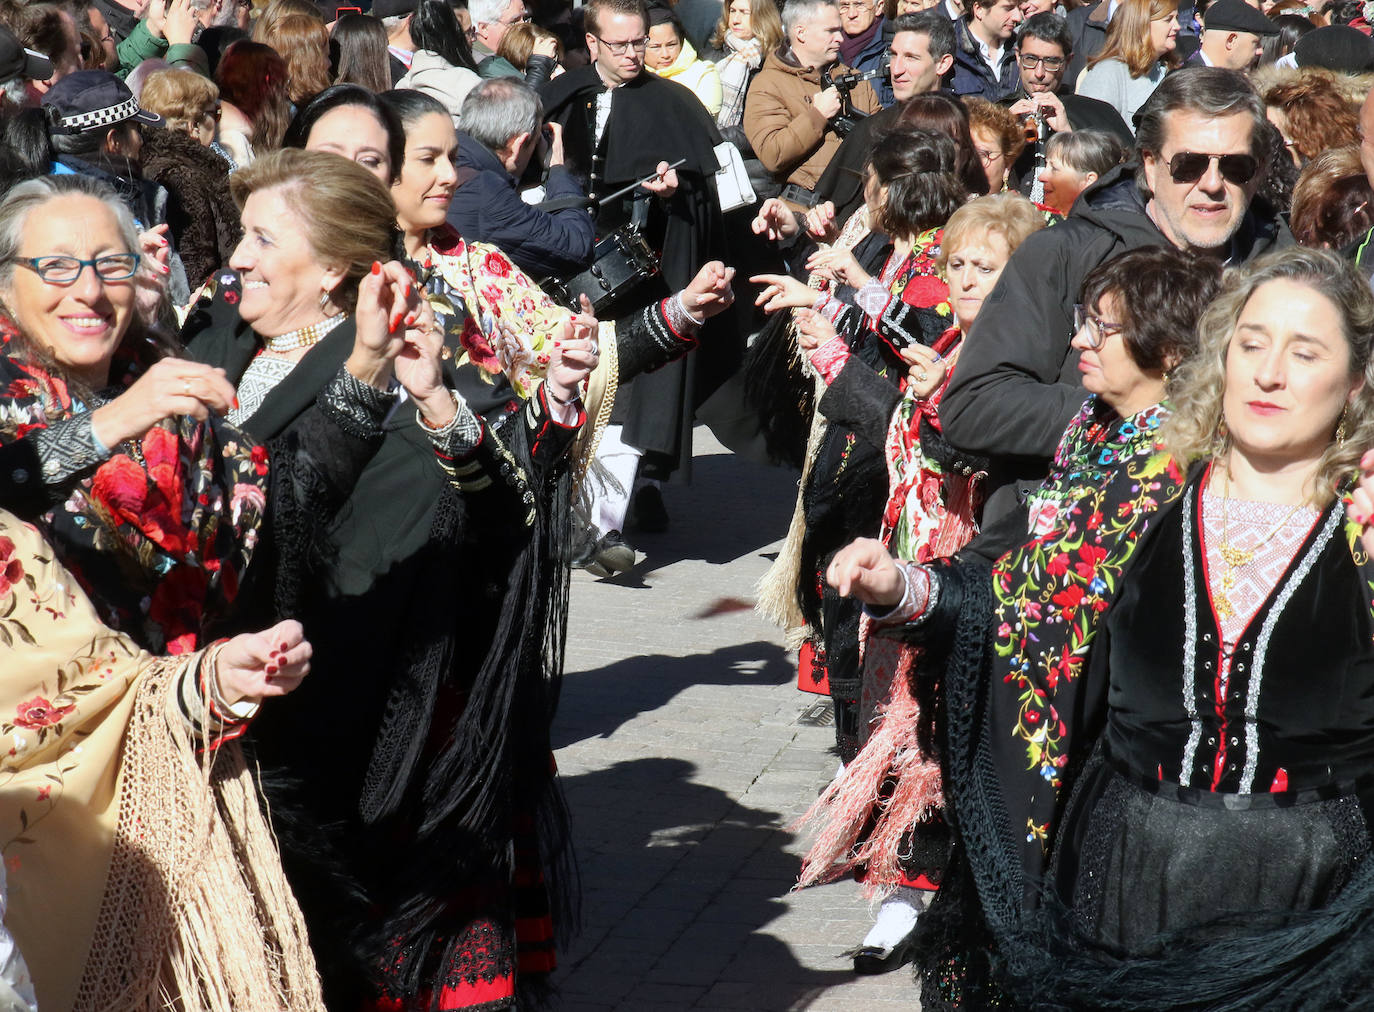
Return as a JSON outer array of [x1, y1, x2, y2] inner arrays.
[[850, 926, 920, 976], [584, 530, 636, 578], [567, 524, 600, 568], [630, 485, 669, 533]]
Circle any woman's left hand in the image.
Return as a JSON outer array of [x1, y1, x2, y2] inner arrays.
[[546, 294, 600, 405], [1353, 448, 1374, 557], [216, 619, 311, 708], [134, 224, 172, 321], [805, 247, 869, 288], [394, 300, 456, 428], [794, 308, 838, 352], [681, 261, 736, 321], [350, 260, 424, 389]]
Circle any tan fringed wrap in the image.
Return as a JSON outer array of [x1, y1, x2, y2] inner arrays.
[[754, 209, 874, 646], [569, 320, 619, 492], [0, 513, 322, 1012]]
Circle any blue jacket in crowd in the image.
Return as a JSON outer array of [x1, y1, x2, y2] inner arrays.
[[948, 17, 1020, 102]]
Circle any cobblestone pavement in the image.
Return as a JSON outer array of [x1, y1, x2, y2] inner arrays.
[[550, 430, 921, 1011]]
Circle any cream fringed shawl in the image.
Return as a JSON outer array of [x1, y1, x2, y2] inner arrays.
[[0, 512, 324, 1012]]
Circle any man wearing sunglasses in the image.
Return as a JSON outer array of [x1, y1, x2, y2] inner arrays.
[[940, 66, 1292, 525]]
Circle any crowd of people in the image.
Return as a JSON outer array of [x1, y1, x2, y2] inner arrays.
[[0, 0, 1373, 1007]]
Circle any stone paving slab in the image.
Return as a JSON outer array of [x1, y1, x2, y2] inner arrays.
[[550, 429, 920, 1010]]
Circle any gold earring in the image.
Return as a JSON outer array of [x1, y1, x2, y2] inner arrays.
[[1337, 406, 1350, 448]]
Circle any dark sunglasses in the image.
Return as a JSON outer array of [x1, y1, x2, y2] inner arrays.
[[1165, 151, 1259, 186]]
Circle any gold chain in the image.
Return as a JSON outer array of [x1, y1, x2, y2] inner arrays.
[[1214, 468, 1304, 619]]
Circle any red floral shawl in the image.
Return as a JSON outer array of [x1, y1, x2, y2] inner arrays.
[[0, 351, 270, 655]]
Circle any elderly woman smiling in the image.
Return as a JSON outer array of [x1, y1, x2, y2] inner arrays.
[[0, 173, 418, 655]]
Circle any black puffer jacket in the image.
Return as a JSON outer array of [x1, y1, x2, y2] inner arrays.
[[939, 164, 1293, 523], [140, 125, 242, 290]]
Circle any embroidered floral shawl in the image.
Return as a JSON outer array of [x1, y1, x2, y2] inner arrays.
[[0, 349, 269, 655]]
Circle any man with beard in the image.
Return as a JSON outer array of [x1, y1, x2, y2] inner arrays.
[[542, 0, 733, 561]]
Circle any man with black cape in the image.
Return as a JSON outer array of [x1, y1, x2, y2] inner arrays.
[[542, 0, 744, 549]]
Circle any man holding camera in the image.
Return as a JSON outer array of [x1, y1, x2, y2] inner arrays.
[[743, 0, 881, 209]]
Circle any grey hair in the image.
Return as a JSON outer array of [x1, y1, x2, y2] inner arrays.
[[381, 14, 410, 28], [0, 77, 24, 108], [1132, 66, 1267, 198], [460, 76, 541, 150], [1046, 128, 1125, 177], [0, 176, 140, 290], [469, 0, 509, 25], [783, 0, 837, 38]]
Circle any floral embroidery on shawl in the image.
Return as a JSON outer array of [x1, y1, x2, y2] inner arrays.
[[417, 226, 569, 400], [994, 445, 1185, 852], [0, 355, 269, 654]]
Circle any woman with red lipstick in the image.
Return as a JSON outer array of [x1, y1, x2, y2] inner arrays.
[[826, 246, 1374, 1007]]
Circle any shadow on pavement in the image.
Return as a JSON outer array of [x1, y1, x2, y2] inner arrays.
[[554, 756, 858, 1010], [553, 641, 794, 750]]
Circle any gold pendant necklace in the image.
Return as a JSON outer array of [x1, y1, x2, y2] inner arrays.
[[1214, 469, 1303, 620]]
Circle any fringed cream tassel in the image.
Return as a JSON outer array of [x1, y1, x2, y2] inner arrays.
[[74, 657, 324, 1012], [792, 686, 943, 898]]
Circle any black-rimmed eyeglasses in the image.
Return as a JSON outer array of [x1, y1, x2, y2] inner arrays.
[[594, 34, 649, 53]]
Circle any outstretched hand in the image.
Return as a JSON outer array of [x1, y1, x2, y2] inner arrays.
[[217, 619, 312, 707], [793, 308, 837, 352], [351, 260, 424, 388], [826, 538, 906, 607], [751, 198, 800, 241], [546, 293, 600, 404], [751, 272, 817, 314]]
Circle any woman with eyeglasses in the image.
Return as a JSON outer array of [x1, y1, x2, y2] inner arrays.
[[1075, 0, 1180, 132], [963, 96, 1026, 192], [828, 244, 1374, 1007]]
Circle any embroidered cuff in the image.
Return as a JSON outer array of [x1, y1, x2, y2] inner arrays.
[[808, 336, 851, 386], [418, 389, 483, 457], [664, 293, 704, 334], [32, 413, 112, 484], [866, 562, 939, 626], [855, 278, 891, 320], [319, 366, 398, 439]]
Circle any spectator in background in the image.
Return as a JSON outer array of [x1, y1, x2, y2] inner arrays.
[[744, 0, 881, 207], [258, 13, 331, 105], [645, 4, 722, 115], [1036, 127, 1125, 214], [215, 38, 292, 165], [1290, 145, 1374, 248], [1264, 70, 1361, 167], [333, 13, 393, 93], [284, 83, 406, 183], [469, 0, 528, 76], [950, 0, 1023, 101], [139, 68, 244, 286], [711, 0, 784, 130], [3, 2, 84, 94], [449, 76, 594, 277], [838, 0, 891, 103], [1261, 13, 1313, 64], [1182, 0, 1276, 70], [0, 25, 52, 112], [497, 21, 562, 89], [1076, 0, 1180, 130], [965, 95, 1024, 190], [373, 0, 422, 83], [396, 0, 484, 116]]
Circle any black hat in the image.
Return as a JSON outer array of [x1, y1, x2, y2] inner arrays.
[[0, 25, 53, 83], [371, 0, 418, 16], [1294, 25, 1374, 73], [1202, 0, 1279, 36], [41, 70, 163, 135]]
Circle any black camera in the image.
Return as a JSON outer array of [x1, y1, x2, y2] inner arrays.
[[821, 59, 885, 137]]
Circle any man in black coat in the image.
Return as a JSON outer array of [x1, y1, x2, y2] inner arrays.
[[1182, 0, 1277, 69], [940, 68, 1293, 523], [1003, 14, 1132, 193], [542, 0, 733, 546], [447, 77, 595, 280]]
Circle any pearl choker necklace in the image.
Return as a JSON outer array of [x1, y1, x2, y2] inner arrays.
[[263, 314, 346, 353]]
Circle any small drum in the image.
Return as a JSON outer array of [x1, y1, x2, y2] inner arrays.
[[542, 225, 662, 316]]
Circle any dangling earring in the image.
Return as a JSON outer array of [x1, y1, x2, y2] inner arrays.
[[319, 287, 336, 316], [1337, 406, 1350, 448], [1216, 417, 1230, 456]]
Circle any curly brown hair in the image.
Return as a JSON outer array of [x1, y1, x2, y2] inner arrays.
[[1263, 70, 1360, 165]]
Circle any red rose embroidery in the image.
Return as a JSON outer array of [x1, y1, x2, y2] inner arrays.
[[482, 253, 511, 278], [0, 536, 23, 599], [147, 565, 209, 654], [14, 696, 75, 730], [250, 445, 269, 477], [459, 318, 500, 373], [900, 275, 950, 308]]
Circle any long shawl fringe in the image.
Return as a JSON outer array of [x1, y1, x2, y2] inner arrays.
[[75, 657, 324, 1011]]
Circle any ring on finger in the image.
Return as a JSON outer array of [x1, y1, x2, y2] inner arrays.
[[915, 370, 928, 382], [182, 378, 192, 395], [589, 340, 600, 356]]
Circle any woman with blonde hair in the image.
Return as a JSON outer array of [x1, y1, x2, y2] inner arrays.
[[710, 0, 784, 129], [1077, 0, 1180, 130], [258, 13, 332, 105], [829, 244, 1374, 1006]]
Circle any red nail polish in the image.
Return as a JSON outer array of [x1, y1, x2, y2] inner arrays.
[[266, 664, 278, 676], [232, 396, 240, 409], [371, 261, 382, 275], [404, 282, 411, 297]]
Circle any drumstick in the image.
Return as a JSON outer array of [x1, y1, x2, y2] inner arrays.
[[595, 158, 688, 207]]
